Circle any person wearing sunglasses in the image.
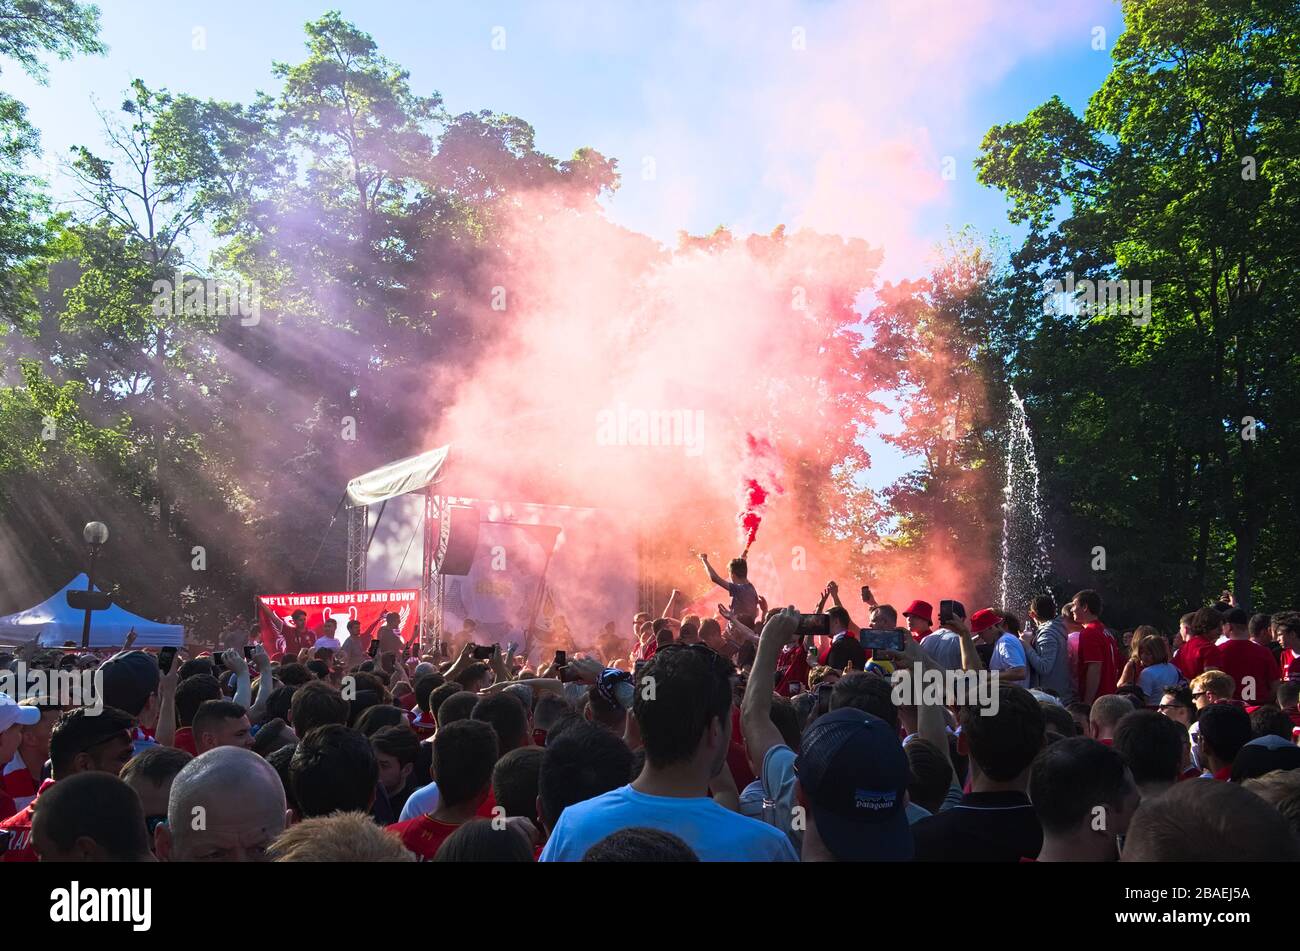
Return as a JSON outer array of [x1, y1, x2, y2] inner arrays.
[[120, 745, 193, 855], [1189, 669, 1234, 711], [1157, 686, 1196, 728]]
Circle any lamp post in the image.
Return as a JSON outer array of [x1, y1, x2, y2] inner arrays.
[[81, 521, 109, 649]]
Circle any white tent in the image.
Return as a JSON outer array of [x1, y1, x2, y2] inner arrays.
[[346, 445, 449, 507], [0, 575, 184, 648]]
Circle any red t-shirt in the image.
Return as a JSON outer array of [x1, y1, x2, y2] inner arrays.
[[1282, 648, 1299, 680], [775, 643, 810, 697], [0, 778, 54, 863], [1174, 636, 1223, 682], [387, 815, 460, 860], [726, 705, 756, 790], [1, 752, 39, 813], [1216, 639, 1281, 704], [1076, 622, 1120, 701], [172, 727, 197, 756]]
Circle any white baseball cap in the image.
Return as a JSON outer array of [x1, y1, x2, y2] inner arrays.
[[0, 692, 41, 731]]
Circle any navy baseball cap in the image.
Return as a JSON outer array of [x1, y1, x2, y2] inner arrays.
[[99, 650, 161, 717], [795, 707, 913, 861]]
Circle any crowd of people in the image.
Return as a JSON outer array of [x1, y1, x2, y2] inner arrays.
[[3, 555, 1300, 862]]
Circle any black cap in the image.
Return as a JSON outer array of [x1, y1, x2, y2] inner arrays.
[[99, 650, 161, 717], [1231, 736, 1300, 782], [794, 708, 913, 861]]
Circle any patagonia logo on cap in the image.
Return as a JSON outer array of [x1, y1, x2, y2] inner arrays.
[[854, 789, 897, 811]]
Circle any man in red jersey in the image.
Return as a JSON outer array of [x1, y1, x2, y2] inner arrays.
[[1174, 607, 1225, 683], [1217, 608, 1281, 704], [387, 719, 498, 860], [1071, 590, 1120, 705], [1, 707, 135, 862]]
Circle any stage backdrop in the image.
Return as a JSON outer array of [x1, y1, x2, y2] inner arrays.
[[256, 589, 420, 656], [369, 498, 639, 656], [441, 521, 559, 651]]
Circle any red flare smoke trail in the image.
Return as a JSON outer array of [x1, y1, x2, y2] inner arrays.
[[737, 434, 784, 556]]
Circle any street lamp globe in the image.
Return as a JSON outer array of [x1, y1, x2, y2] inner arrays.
[[83, 521, 109, 546]]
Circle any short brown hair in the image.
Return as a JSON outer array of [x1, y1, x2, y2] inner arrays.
[[1273, 611, 1300, 641], [1136, 633, 1169, 665], [268, 812, 414, 862], [289, 680, 349, 735], [1121, 779, 1300, 861], [1189, 607, 1223, 640]]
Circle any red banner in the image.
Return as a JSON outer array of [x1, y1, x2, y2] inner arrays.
[[255, 589, 420, 657]]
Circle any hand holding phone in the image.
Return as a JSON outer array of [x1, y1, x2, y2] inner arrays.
[[554, 650, 572, 682], [858, 628, 904, 652], [796, 613, 830, 638], [158, 646, 178, 674], [472, 644, 495, 660]]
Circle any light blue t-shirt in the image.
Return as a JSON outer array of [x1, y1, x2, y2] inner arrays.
[[920, 630, 963, 671], [760, 745, 801, 853], [399, 781, 440, 821], [538, 784, 799, 862], [990, 633, 1028, 686], [1138, 663, 1182, 705]]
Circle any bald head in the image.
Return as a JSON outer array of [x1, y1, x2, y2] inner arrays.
[[158, 746, 287, 862]]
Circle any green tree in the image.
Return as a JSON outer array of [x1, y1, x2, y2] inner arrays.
[[977, 0, 1300, 616]]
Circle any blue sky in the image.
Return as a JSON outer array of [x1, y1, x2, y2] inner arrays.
[[8, 0, 1123, 486]]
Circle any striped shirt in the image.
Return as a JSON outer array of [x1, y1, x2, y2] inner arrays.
[[1, 751, 39, 813]]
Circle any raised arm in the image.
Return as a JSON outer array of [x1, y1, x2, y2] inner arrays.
[[247, 647, 275, 723], [661, 589, 682, 621], [155, 662, 178, 748], [699, 553, 728, 590], [880, 636, 949, 766], [223, 649, 253, 708], [952, 618, 983, 672], [256, 601, 284, 635], [742, 608, 799, 766]]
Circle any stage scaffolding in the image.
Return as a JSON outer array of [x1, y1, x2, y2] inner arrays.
[[345, 504, 368, 592], [422, 492, 451, 656]]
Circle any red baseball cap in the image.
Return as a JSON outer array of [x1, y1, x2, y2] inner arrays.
[[902, 600, 933, 625], [970, 608, 1002, 635]]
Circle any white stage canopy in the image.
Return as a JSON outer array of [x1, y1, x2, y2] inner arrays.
[[345, 445, 449, 508]]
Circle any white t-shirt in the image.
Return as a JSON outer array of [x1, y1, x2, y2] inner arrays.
[[991, 633, 1028, 686], [539, 784, 798, 862]]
